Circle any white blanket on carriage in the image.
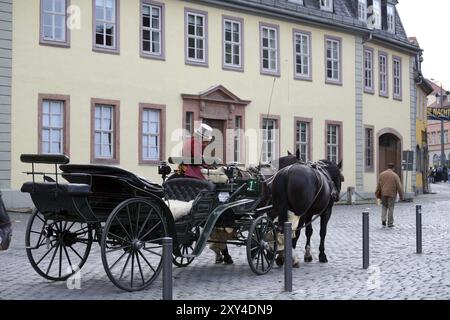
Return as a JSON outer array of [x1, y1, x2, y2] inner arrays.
[[165, 200, 194, 221]]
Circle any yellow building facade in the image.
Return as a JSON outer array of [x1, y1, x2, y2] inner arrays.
[[3, 0, 421, 206]]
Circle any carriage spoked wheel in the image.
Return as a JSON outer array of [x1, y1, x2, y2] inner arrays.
[[101, 198, 168, 292], [246, 216, 277, 275], [173, 227, 198, 268], [25, 210, 93, 281]]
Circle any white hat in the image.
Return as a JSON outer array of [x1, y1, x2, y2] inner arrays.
[[194, 123, 213, 141]]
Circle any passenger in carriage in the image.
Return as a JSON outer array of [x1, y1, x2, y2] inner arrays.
[[181, 123, 214, 180]]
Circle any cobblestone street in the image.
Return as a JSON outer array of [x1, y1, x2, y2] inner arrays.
[[1, 183, 450, 300]]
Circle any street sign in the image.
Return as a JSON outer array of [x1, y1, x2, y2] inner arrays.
[[402, 150, 414, 171], [427, 107, 450, 121]]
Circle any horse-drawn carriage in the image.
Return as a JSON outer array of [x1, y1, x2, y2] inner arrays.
[[20, 154, 278, 291]]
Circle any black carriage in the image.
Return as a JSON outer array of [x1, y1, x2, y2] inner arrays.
[[20, 154, 277, 292]]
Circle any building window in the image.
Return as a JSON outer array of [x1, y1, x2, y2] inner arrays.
[[94, 0, 119, 53], [320, 0, 333, 12], [260, 23, 280, 76], [223, 17, 243, 71], [185, 112, 194, 136], [234, 116, 242, 162], [293, 30, 312, 80], [358, 0, 367, 22], [387, 5, 395, 33], [91, 99, 119, 163], [326, 122, 341, 164], [325, 37, 341, 84], [364, 47, 374, 93], [379, 52, 388, 97], [445, 130, 449, 144], [371, 0, 381, 29], [295, 120, 311, 162], [365, 127, 374, 171], [393, 57, 402, 100], [185, 9, 208, 66], [142, 109, 160, 161], [261, 117, 278, 163], [41, 0, 69, 46], [432, 132, 436, 145], [141, 0, 164, 59]]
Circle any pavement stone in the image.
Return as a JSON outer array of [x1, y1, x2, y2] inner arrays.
[[1, 183, 450, 300]]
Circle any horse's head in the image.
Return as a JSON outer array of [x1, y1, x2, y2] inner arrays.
[[276, 150, 302, 170], [320, 160, 345, 202]]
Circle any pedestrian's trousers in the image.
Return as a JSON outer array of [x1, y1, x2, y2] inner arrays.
[[381, 196, 396, 226]]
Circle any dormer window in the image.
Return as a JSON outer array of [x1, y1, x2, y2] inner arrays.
[[387, 5, 396, 33], [371, 0, 381, 29], [320, 0, 333, 12], [358, 0, 367, 22]]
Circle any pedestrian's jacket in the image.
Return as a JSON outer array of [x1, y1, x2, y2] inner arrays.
[[376, 169, 404, 199]]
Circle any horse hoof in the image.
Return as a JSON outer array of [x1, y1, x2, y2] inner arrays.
[[319, 255, 328, 263], [275, 255, 284, 267], [223, 256, 234, 265], [293, 261, 300, 268], [304, 256, 313, 263]]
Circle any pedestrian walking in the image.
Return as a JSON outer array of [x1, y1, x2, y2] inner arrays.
[[375, 163, 404, 228]]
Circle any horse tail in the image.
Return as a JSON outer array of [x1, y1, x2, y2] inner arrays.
[[270, 169, 289, 226]]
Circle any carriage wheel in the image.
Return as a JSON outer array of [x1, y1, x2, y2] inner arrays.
[[246, 216, 277, 275], [25, 210, 93, 281], [173, 226, 198, 267], [172, 243, 195, 267], [101, 199, 168, 292]]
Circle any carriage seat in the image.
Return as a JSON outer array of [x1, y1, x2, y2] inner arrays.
[[201, 167, 228, 184], [21, 182, 92, 197], [163, 178, 215, 202]]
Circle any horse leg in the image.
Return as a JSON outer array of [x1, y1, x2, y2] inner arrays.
[[319, 209, 331, 263], [304, 217, 313, 263], [221, 246, 233, 265], [292, 225, 302, 268]]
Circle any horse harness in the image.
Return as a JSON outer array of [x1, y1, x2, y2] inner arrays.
[[283, 161, 337, 232]]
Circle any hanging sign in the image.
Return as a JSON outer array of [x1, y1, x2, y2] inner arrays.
[[427, 108, 450, 121]]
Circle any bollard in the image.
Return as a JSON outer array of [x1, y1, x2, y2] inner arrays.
[[362, 211, 369, 269], [416, 205, 422, 254], [284, 222, 293, 292], [162, 237, 173, 300], [347, 187, 355, 205]]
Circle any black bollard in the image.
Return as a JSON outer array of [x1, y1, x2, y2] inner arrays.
[[162, 237, 173, 300], [284, 222, 293, 292], [416, 205, 422, 254], [362, 211, 369, 269]]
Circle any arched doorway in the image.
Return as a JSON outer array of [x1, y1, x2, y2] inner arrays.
[[378, 131, 402, 176]]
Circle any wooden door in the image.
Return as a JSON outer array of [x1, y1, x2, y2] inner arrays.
[[202, 119, 226, 160]]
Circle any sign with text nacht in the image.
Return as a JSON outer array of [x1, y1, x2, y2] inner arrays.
[[427, 108, 450, 121]]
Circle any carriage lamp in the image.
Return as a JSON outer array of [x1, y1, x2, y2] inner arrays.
[[158, 161, 172, 181]]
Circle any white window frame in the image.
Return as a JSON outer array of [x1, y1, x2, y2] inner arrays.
[[262, 118, 278, 164], [358, 0, 367, 22], [294, 30, 311, 80], [223, 18, 243, 70], [142, 109, 161, 161], [325, 37, 341, 84], [296, 121, 310, 162], [327, 124, 340, 164], [379, 53, 388, 97], [42, 100, 64, 155], [186, 11, 207, 64], [387, 5, 395, 34], [364, 48, 374, 92], [42, 0, 67, 43], [320, 0, 333, 12], [372, 0, 382, 29], [94, 105, 114, 159], [141, 3, 162, 56], [393, 57, 402, 100], [94, 0, 118, 49], [260, 24, 279, 75]]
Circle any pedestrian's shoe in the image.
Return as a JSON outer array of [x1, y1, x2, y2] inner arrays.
[[215, 254, 224, 264], [382, 221, 386, 227], [388, 224, 395, 228]]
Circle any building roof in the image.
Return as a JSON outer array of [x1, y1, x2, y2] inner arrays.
[[428, 79, 450, 108], [193, 0, 419, 53]]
